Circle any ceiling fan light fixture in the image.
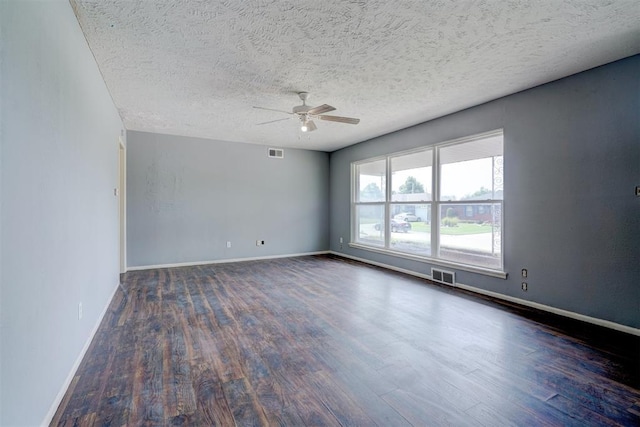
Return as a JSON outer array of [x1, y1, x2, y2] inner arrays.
[[301, 116, 316, 132], [303, 119, 317, 132]]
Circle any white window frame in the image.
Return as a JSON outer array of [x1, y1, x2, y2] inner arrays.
[[350, 130, 505, 279]]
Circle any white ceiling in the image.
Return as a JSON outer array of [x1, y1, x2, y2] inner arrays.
[[70, 0, 640, 152]]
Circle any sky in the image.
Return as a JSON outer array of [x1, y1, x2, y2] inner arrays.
[[361, 157, 497, 201]]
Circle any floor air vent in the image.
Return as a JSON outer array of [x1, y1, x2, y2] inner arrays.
[[268, 148, 284, 159], [431, 268, 455, 285]]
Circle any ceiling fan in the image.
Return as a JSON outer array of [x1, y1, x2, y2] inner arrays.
[[253, 92, 360, 132]]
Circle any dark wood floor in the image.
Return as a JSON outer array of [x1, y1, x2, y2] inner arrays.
[[52, 254, 639, 426]]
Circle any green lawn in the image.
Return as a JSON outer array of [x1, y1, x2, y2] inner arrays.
[[361, 218, 494, 235], [411, 222, 493, 235], [360, 217, 380, 224]]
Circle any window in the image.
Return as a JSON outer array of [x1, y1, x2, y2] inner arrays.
[[390, 150, 432, 256], [351, 130, 503, 273], [354, 159, 386, 247]]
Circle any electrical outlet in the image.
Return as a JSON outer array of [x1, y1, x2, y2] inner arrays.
[[226, 241, 231, 248], [521, 282, 528, 291], [78, 302, 83, 320], [636, 186, 640, 197], [521, 269, 528, 278], [339, 236, 343, 249], [256, 240, 265, 246]]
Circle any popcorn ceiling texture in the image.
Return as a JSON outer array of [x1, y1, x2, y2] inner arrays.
[[70, 0, 640, 151]]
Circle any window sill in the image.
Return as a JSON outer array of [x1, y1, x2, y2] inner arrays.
[[348, 242, 508, 279]]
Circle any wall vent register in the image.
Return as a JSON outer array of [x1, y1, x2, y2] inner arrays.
[[268, 148, 284, 158], [431, 268, 455, 285]]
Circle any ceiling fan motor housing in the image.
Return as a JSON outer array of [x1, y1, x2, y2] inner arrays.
[[293, 92, 311, 114], [292, 105, 311, 114]]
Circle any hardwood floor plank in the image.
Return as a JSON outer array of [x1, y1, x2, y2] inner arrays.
[[50, 376, 80, 426], [272, 372, 344, 427], [378, 361, 481, 414], [463, 368, 576, 426], [310, 347, 411, 426], [164, 318, 197, 420], [52, 255, 640, 426], [531, 364, 640, 425], [303, 369, 378, 426], [135, 331, 165, 424], [192, 365, 235, 426], [545, 393, 623, 426], [464, 402, 522, 427], [381, 388, 480, 426]]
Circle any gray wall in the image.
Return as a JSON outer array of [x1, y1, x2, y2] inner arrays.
[[0, 1, 124, 425], [127, 131, 329, 267], [330, 56, 640, 330]]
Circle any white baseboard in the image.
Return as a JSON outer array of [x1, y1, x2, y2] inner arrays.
[[41, 281, 121, 426], [126, 251, 331, 272], [330, 251, 640, 337], [332, 250, 434, 281]]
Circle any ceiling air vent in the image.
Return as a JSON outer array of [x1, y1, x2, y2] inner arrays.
[[431, 268, 455, 286], [268, 148, 284, 159]]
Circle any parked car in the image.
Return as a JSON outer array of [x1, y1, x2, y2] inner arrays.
[[374, 219, 412, 233], [394, 212, 421, 222]]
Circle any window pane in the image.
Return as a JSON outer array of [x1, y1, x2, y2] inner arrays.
[[356, 159, 386, 202], [440, 135, 503, 201], [439, 203, 502, 269], [391, 150, 432, 202], [355, 204, 385, 247], [390, 204, 431, 256]]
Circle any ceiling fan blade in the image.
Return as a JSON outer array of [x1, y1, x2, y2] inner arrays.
[[257, 117, 291, 125], [307, 104, 336, 115], [317, 115, 360, 125], [253, 106, 292, 115]]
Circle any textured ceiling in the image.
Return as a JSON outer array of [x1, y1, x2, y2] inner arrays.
[[71, 0, 640, 152]]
